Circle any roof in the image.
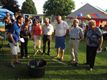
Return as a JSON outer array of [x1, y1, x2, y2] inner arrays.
[[67, 3, 107, 20]]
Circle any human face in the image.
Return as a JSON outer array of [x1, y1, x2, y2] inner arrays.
[[18, 17, 24, 25], [56, 16, 62, 24], [88, 20, 96, 29], [6, 12, 10, 17], [44, 18, 49, 25], [34, 20, 39, 26], [73, 19, 79, 27]]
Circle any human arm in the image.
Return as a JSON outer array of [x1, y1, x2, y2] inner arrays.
[[0, 36, 4, 39], [79, 28, 84, 40], [97, 35, 103, 51], [8, 32, 17, 46]]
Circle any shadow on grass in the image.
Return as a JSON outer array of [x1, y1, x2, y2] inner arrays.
[[0, 41, 107, 80], [44, 73, 107, 80], [0, 58, 107, 80]]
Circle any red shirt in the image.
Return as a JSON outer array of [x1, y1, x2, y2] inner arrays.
[[32, 24, 42, 36]]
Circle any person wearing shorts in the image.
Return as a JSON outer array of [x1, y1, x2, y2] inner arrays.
[[55, 16, 69, 61], [32, 19, 42, 55], [8, 16, 24, 68]]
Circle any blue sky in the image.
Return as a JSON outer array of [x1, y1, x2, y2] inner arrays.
[[17, 0, 107, 14]]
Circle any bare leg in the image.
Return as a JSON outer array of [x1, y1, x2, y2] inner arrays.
[[56, 48, 60, 58], [60, 49, 64, 61]]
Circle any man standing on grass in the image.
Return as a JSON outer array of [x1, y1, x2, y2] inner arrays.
[[55, 15, 69, 61], [42, 18, 54, 55], [69, 19, 84, 66], [8, 15, 24, 68]]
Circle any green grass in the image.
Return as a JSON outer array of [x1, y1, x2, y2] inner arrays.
[[0, 38, 107, 80]]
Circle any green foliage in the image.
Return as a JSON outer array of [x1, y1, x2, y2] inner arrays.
[[21, 0, 37, 14], [43, 0, 75, 16], [0, 0, 20, 12]]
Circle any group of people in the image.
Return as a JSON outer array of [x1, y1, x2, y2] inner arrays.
[[3, 13, 103, 71]]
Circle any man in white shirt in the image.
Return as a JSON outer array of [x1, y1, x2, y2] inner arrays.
[[43, 18, 54, 55], [55, 16, 69, 61]]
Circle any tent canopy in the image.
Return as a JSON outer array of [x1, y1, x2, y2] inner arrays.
[[0, 8, 14, 19], [67, 3, 107, 21]]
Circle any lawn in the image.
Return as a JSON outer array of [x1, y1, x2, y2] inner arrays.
[[0, 37, 107, 80]]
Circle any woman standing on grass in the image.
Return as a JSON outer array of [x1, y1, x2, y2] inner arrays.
[[85, 20, 103, 71], [31, 19, 42, 55], [20, 19, 31, 58]]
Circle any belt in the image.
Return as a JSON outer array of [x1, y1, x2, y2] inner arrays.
[[71, 38, 80, 40]]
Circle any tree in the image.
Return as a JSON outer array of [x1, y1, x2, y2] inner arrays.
[[0, 0, 20, 13], [22, 0, 37, 14], [43, 0, 75, 16]]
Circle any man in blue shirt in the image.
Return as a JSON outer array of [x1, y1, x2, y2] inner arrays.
[[8, 15, 24, 68]]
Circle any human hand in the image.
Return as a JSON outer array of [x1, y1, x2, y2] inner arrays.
[[0, 36, 4, 39]]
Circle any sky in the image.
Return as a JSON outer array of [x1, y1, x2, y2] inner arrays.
[[17, 0, 107, 14]]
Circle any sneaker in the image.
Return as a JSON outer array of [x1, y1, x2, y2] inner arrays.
[[97, 48, 102, 53], [25, 56, 30, 58], [89, 68, 93, 71], [22, 56, 25, 59], [11, 63, 15, 68], [26, 56, 30, 58]]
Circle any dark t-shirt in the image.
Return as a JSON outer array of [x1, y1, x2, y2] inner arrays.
[[86, 27, 102, 47]]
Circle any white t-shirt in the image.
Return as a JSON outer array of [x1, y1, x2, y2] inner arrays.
[[55, 21, 69, 37], [43, 24, 54, 35]]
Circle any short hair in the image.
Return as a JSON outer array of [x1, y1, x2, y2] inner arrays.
[[34, 19, 40, 23], [88, 20, 96, 26], [3, 16, 10, 22], [16, 15, 23, 21], [56, 15, 62, 20], [73, 19, 79, 23]]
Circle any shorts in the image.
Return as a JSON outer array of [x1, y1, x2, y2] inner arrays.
[[9, 42, 20, 55], [33, 35, 42, 49], [34, 35, 42, 41], [55, 36, 65, 49]]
